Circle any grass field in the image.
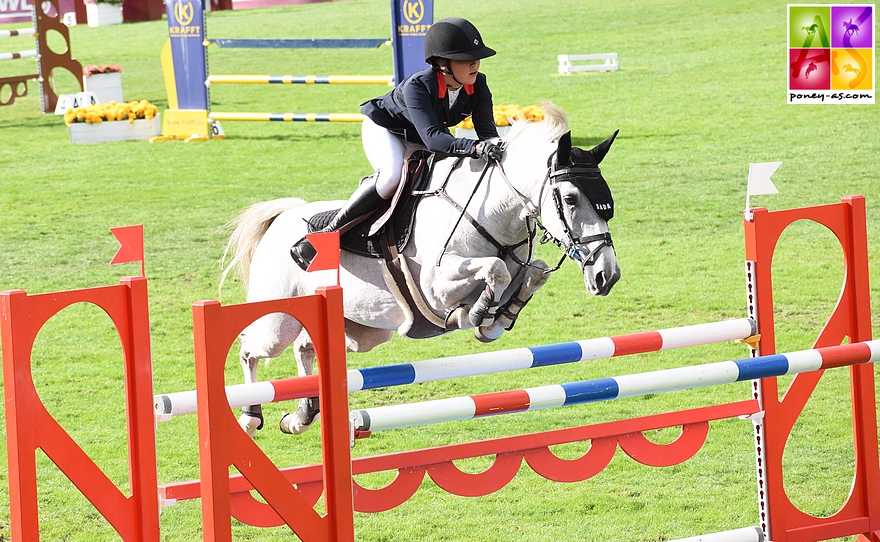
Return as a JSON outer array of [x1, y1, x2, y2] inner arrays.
[[1, 0, 879, 540]]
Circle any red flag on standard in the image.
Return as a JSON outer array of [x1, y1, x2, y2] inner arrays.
[[306, 231, 340, 273], [110, 224, 145, 276]]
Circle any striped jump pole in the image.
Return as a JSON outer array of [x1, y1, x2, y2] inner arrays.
[[670, 527, 764, 542], [0, 50, 37, 62], [154, 318, 756, 421], [0, 28, 36, 39], [351, 340, 880, 432], [0, 0, 82, 112], [208, 112, 365, 123], [206, 38, 390, 49], [0, 24, 39, 61], [206, 74, 394, 86]]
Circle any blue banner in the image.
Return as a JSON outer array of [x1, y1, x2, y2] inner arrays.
[[390, 0, 433, 84], [165, 0, 208, 110]]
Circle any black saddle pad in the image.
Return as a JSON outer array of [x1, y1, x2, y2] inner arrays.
[[307, 150, 437, 258]]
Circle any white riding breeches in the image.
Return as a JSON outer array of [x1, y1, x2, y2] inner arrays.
[[362, 117, 425, 199]]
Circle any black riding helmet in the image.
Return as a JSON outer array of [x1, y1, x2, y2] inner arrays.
[[424, 17, 496, 62]]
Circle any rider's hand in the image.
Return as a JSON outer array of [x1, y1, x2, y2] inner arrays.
[[473, 140, 504, 162]]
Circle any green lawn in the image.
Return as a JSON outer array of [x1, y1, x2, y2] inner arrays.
[[1, 0, 879, 540]]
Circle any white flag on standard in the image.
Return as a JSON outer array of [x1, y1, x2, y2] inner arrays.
[[748, 162, 781, 195], [745, 161, 782, 218]]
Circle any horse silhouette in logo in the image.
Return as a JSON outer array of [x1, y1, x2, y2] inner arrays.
[[805, 61, 818, 79], [843, 63, 861, 77], [802, 23, 819, 35], [843, 18, 860, 37]]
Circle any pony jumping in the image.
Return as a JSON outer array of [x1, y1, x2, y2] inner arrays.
[[2, 196, 879, 541], [221, 102, 621, 435]]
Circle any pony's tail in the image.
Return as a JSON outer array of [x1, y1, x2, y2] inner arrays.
[[220, 197, 306, 293]]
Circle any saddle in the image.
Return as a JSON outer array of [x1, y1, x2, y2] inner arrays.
[[306, 151, 452, 339], [306, 150, 437, 258]]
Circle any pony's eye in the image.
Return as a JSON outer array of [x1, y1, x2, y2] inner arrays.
[[563, 195, 576, 206]]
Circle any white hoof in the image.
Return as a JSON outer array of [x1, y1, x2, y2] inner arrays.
[[279, 411, 320, 435], [239, 414, 262, 438], [474, 325, 503, 343]]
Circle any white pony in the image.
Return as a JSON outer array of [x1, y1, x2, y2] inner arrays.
[[222, 102, 621, 436]]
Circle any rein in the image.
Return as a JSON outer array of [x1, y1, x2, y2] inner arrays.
[[421, 148, 613, 273], [415, 158, 532, 268], [433, 160, 499, 266]]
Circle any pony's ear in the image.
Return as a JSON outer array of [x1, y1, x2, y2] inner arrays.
[[590, 129, 619, 164], [557, 131, 572, 164]]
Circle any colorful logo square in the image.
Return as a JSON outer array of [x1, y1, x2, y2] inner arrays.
[[790, 48, 831, 89], [832, 48, 873, 89], [790, 5, 831, 48], [788, 4, 875, 104], [832, 5, 873, 48]]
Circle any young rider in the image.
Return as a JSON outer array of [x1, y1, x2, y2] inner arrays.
[[290, 16, 504, 270]]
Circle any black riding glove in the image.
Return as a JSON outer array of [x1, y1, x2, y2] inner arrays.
[[472, 140, 504, 162]]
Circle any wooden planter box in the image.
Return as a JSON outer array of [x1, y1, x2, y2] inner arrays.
[[69, 115, 161, 144], [86, 2, 122, 27], [84, 72, 124, 103]]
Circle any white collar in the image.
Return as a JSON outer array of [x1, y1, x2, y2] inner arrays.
[[447, 86, 461, 106]]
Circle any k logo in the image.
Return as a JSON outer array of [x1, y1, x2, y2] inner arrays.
[[174, 1, 194, 26], [402, 0, 424, 24]]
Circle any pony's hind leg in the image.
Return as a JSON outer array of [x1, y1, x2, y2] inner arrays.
[[279, 320, 393, 435], [238, 312, 302, 437], [239, 351, 264, 437], [279, 330, 319, 434]]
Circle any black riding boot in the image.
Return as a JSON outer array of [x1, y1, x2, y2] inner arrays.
[[290, 176, 386, 270]]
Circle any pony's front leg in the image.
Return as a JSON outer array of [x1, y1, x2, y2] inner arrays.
[[475, 260, 550, 343], [467, 257, 515, 328], [432, 255, 513, 330]]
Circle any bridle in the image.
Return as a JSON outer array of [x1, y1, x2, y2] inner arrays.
[[543, 156, 615, 270], [429, 148, 614, 274], [486, 149, 614, 273]]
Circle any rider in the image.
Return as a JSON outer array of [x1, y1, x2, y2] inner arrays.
[[290, 16, 505, 270]]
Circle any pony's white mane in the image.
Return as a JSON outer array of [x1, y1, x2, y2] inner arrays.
[[504, 100, 569, 145]]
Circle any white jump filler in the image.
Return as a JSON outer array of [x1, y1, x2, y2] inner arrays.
[[558, 53, 619, 74]]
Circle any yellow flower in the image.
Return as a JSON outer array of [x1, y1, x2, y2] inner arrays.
[[63, 100, 159, 125], [455, 104, 545, 130]]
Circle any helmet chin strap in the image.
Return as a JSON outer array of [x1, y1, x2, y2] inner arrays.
[[440, 60, 464, 89]]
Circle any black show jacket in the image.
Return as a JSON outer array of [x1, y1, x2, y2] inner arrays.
[[361, 67, 498, 156]]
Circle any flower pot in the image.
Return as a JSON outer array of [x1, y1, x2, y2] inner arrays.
[[69, 115, 161, 144], [84, 72, 124, 103], [86, 2, 122, 27]]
